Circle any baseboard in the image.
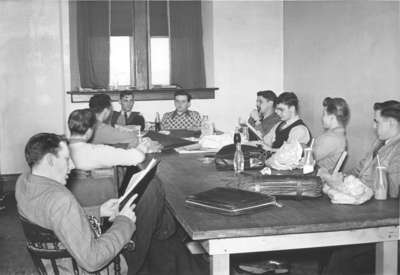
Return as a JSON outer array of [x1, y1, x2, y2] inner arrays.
[[0, 173, 20, 192]]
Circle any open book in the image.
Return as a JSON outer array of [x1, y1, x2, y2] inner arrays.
[[118, 158, 160, 210]]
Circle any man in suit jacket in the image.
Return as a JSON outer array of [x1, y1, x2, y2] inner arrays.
[[110, 91, 145, 131]]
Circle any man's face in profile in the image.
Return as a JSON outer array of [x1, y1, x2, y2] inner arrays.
[[275, 103, 293, 122], [257, 96, 272, 114], [174, 95, 190, 113], [51, 142, 74, 185], [120, 95, 134, 112], [373, 110, 392, 140]]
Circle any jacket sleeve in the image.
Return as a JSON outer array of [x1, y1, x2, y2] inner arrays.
[[49, 192, 135, 272]]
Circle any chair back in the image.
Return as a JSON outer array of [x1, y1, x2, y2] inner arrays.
[[18, 214, 124, 275], [18, 213, 79, 275]]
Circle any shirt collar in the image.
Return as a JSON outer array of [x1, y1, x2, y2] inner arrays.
[[284, 115, 300, 126], [385, 132, 400, 145], [171, 109, 190, 119]]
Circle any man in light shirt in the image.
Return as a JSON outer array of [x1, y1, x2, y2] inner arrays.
[[263, 92, 311, 151], [68, 108, 146, 170]]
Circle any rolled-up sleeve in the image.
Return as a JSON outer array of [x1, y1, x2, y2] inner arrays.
[[288, 125, 310, 145]]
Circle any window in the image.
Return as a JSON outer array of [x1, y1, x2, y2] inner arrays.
[[150, 37, 170, 86], [109, 36, 132, 87], [73, 0, 206, 91]]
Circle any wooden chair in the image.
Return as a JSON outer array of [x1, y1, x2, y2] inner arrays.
[[67, 167, 119, 207], [18, 214, 124, 275]]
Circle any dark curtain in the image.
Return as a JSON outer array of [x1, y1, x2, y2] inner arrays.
[[170, 0, 206, 89], [77, 1, 110, 88]]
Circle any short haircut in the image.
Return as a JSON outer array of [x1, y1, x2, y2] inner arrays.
[[323, 97, 350, 127], [174, 90, 192, 102], [257, 90, 277, 107], [120, 91, 134, 99], [24, 133, 67, 168], [89, 94, 112, 114], [381, 106, 400, 123], [276, 92, 299, 111], [68, 109, 96, 135], [373, 100, 400, 111]]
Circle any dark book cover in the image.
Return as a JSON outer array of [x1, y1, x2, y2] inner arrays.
[[185, 187, 277, 216]]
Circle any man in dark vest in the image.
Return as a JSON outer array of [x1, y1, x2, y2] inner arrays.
[[262, 92, 311, 151], [109, 91, 145, 131]]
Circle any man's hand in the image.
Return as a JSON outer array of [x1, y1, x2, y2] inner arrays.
[[250, 109, 261, 122], [119, 195, 137, 223], [100, 198, 119, 219], [137, 138, 163, 153]]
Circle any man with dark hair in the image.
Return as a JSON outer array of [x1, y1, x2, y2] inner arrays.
[[349, 100, 400, 197], [314, 97, 350, 172], [109, 91, 145, 131], [161, 90, 202, 130], [263, 92, 311, 150], [323, 100, 400, 275], [248, 90, 281, 138], [68, 109, 145, 170], [89, 94, 161, 153], [15, 133, 137, 274], [88, 94, 139, 146]]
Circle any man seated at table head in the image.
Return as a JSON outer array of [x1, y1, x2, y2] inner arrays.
[[68, 108, 146, 171], [248, 90, 281, 138], [262, 92, 311, 151], [348, 100, 400, 198], [109, 91, 145, 131], [15, 133, 137, 274], [161, 90, 202, 130]]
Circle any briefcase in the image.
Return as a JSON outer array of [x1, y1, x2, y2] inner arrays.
[[214, 144, 270, 171], [185, 187, 278, 216]]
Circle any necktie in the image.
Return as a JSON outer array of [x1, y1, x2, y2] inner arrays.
[[124, 112, 128, 125], [372, 140, 385, 159]]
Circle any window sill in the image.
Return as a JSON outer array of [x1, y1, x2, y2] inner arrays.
[[66, 87, 219, 103]]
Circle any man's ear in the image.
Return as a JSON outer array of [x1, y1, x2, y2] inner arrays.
[[45, 154, 54, 166], [388, 117, 399, 128]]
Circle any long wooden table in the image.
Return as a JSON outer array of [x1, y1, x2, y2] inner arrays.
[[158, 154, 399, 275]]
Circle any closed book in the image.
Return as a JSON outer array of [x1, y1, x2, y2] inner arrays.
[[185, 187, 277, 216]]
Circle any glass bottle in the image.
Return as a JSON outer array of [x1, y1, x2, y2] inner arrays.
[[154, 112, 161, 132], [233, 127, 241, 144], [374, 166, 388, 200], [201, 115, 213, 136], [233, 141, 244, 174], [303, 147, 315, 174]]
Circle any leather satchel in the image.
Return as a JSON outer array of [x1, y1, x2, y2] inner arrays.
[[214, 144, 270, 171]]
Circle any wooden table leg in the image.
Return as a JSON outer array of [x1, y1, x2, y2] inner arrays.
[[210, 254, 229, 275], [376, 240, 398, 275]]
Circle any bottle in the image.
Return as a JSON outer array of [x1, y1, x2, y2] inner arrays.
[[233, 127, 241, 144], [233, 142, 245, 174], [374, 166, 388, 200], [201, 115, 214, 136], [154, 112, 161, 132], [303, 147, 315, 174]]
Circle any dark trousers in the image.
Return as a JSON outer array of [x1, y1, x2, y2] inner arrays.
[[123, 175, 176, 274], [322, 244, 376, 275]]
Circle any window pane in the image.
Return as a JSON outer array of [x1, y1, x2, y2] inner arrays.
[[151, 37, 170, 86], [110, 36, 131, 87]]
